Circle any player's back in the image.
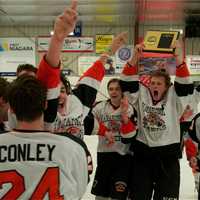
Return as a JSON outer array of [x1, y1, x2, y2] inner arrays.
[[0, 130, 88, 200]]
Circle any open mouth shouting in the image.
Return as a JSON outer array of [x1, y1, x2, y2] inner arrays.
[[149, 76, 168, 104], [152, 90, 161, 102]]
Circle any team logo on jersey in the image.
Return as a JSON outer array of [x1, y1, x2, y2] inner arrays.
[[142, 103, 166, 135], [143, 113, 165, 128]]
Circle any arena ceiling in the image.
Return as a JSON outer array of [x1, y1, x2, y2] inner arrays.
[[0, 0, 199, 27]]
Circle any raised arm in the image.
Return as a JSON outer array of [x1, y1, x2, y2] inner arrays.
[[73, 32, 128, 118], [128, 43, 144, 67], [174, 38, 191, 96], [46, 0, 78, 67], [37, 0, 78, 85], [36, 0, 78, 127], [120, 44, 144, 95]]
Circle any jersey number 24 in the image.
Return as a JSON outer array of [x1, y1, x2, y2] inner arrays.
[[0, 167, 64, 200]]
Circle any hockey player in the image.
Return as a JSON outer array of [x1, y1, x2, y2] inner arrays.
[[8, 64, 38, 130], [51, 32, 128, 139], [0, 74, 88, 199], [120, 41, 194, 200], [0, 1, 90, 199], [16, 63, 37, 77], [84, 78, 137, 200], [187, 111, 200, 199]]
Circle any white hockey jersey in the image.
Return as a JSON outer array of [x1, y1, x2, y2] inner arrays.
[[8, 57, 106, 141], [51, 60, 106, 139], [120, 61, 197, 156], [0, 131, 88, 200], [85, 100, 137, 155]]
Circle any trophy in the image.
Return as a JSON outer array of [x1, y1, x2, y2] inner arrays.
[[143, 30, 180, 53]]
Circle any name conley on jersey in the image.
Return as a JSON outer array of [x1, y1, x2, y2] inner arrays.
[[0, 144, 56, 162]]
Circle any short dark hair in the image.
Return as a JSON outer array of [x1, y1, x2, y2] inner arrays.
[[60, 72, 71, 94], [16, 64, 37, 76], [8, 75, 47, 122], [150, 69, 171, 88], [0, 77, 10, 103], [107, 78, 121, 90]]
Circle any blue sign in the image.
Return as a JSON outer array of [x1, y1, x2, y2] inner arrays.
[[118, 47, 131, 61], [74, 21, 82, 37]]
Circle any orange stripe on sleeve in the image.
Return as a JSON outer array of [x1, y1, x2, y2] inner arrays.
[[37, 56, 61, 89], [120, 120, 137, 135], [80, 60, 105, 82], [98, 122, 109, 136], [122, 63, 138, 76], [176, 63, 190, 77], [184, 138, 197, 160]]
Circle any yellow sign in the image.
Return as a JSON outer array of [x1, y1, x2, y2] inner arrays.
[[143, 30, 179, 53], [95, 34, 113, 54]]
